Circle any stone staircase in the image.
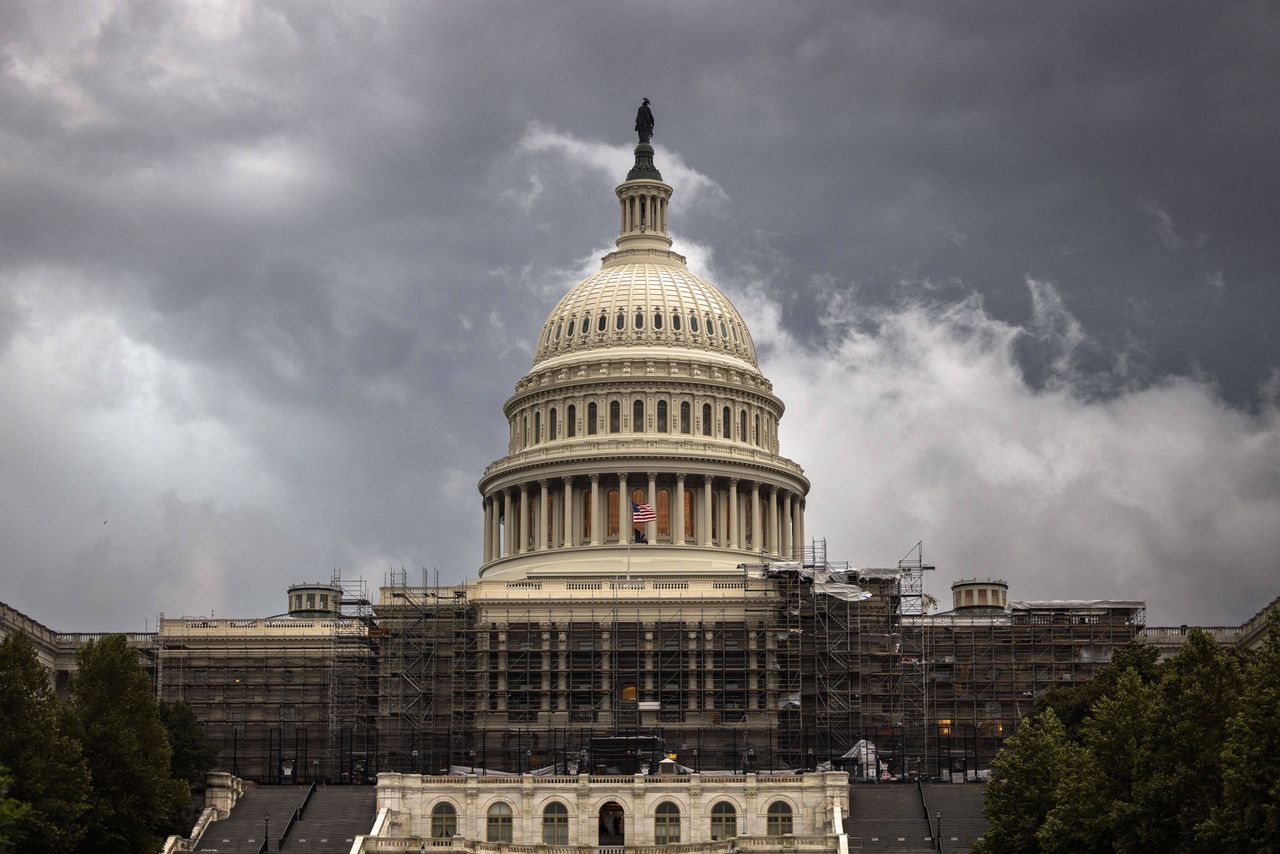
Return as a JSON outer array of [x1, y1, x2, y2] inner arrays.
[[194, 786, 308, 853], [845, 784, 935, 852], [279, 786, 378, 853], [920, 784, 988, 852]]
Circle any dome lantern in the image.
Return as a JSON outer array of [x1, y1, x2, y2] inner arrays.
[[613, 101, 673, 254]]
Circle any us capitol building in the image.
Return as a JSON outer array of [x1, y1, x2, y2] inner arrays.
[[2, 109, 1274, 793]]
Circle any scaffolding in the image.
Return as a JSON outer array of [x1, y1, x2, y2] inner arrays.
[[327, 570, 376, 782]]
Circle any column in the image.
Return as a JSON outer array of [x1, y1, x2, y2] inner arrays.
[[783, 491, 794, 560], [563, 477, 574, 548], [518, 484, 529, 554], [768, 487, 779, 556], [590, 475, 601, 546], [503, 488, 514, 557], [538, 481, 549, 550], [798, 499, 806, 560], [728, 479, 740, 549], [618, 473, 630, 544], [483, 497, 493, 563], [647, 472, 657, 543], [751, 482, 762, 552], [701, 476, 713, 546], [674, 474, 686, 545]]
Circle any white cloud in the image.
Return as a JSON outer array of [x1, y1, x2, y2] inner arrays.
[[726, 275, 1280, 625]]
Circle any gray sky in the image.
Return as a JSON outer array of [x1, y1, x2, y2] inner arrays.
[[1, 1, 1277, 630]]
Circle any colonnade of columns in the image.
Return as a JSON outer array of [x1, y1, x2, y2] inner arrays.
[[620, 190, 668, 235], [481, 472, 806, 564]]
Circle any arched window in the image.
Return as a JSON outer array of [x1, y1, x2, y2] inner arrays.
[[607, 489, 620, 537], [739, 409, 747, 442], [657, 400, 668, 433], [615, 311, 625, 331], [754, 413, 760, 446], [550, 407, 558, 440], [707, 316, 716, 337], [583, 493, 592, 541], [710, 802, 737, 841], [567, 318, 575, 337], [543, 802, 569, 845], [722, 406, 731, 439], [534, 411, 542, 444], [657, 488, 671, 538], [653, 311, 663, 330], [680, 401, 691, 434], [690, 314, 699, 333], [702, 403, 712, 436], [655, 802, 681, 845], [487, 802, 513, 843], [635, 310, 645, 329], [523, 416, 529, 447], [767, 802, 793, 836], [588, 402, 598, 435], [672, 313, 682, 332], [431, 802, 457, 838], [609, 401, 620, 433], [598, 312, 607, 332], [633, 399, 645, 433], [683, 489, 695, 539]]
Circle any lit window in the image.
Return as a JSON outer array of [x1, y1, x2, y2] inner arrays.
[[432, 803, 457, 838], [655, 802, 681, 845], [543, 802, 568, 845], [487, 803, 513, 843], [710, 802, 737, 841], [766, 802, 792, 836]]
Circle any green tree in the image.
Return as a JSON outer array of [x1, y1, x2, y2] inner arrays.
[[1036, 643, 1161, 740], [1199, 611, 1280, 850], [0, 631, 90, 853], [0, 763, 31, 854], [70, 635, 188, 854], [159, 701, 217, 787], [1131, 628, 1242, 853], [1039, 667, 1153, 853], [972, 709, 1080, 854]]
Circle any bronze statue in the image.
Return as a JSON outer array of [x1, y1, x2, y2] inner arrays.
[[635, 98, 654, 143]]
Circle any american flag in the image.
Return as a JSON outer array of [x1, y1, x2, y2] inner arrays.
[[631, 501, 656, 523]]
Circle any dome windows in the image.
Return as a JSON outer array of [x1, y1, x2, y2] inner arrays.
[[615, 311, 625, 331], [567, 405, 577, 438], [554, 322, 562, 341], [721, 406, 731, 439], [598, 312, 608, 333], [567, 318, 575, 337], [635, 310, 645, 329], [609, 401, 620, 433], [702, 403, 712, 436], [657, 400, 668, 433], [720, 319, 729, 339], [587, 402, 598, 435], [707, 316, 716, 337], [731, 323, 740, 343], [633, 399, 645, 432], [680, 401, 691, 434], [689, 314, 700, 333], [653, 311, 663, 330], [672, 313, 682, 332]]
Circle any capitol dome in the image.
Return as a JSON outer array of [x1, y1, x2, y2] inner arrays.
[[533, 262, 758, 369], [476, 121, 807, 581]]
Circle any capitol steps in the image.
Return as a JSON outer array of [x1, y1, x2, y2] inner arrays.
[[845, 784, 935, 852], [193, 786, 307, 853], [280, 785, 378, 852], [920, 783, 989, 851]]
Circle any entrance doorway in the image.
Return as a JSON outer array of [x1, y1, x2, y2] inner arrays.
[[598, 801, 625, 846]]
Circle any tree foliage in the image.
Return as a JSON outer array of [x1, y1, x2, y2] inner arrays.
[[0, 631, 90, 853], [0, 764, 31, 854], [159, 700, 218, 787], [70, 635, 188, 854], [977, 619, 1278, 854]]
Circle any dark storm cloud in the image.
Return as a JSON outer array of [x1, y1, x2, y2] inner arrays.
[[0, 1, 1276, 629]]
